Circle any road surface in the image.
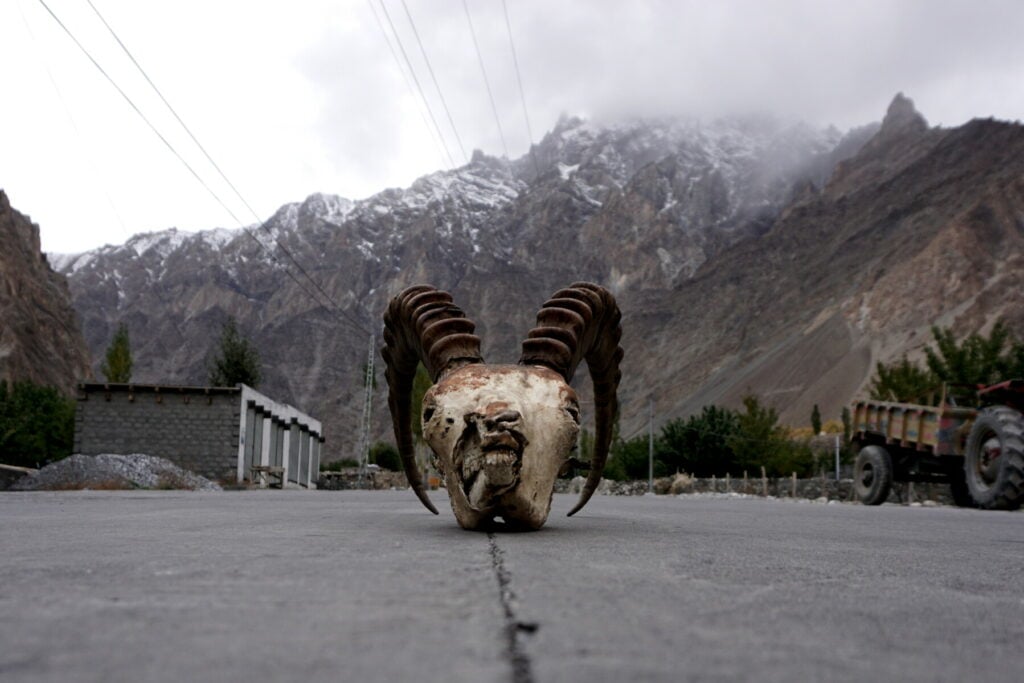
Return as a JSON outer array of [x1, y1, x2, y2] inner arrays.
[[1, 490, 1021, 682]]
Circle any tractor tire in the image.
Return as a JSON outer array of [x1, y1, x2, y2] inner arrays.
[[964, 407, 1024, 510], [854, 445, 893, 505]]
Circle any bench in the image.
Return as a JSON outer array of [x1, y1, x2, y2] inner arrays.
[[250, 465, 285, 488]]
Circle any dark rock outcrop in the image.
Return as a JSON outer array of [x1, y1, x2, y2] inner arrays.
[[0, 191, 92, 393]]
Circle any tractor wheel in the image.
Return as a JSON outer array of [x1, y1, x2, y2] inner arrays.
[[964, 407, 1024, 510], [854, 445, 893, 505]]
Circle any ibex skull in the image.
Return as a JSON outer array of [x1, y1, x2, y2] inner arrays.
[[383, 282, 623, 531]]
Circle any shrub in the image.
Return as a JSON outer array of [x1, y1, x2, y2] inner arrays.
[[658, 405, 740, 477], [370, 441, 401, 471], [605, 434, 664, 481], [0, 381, 76, 468], [321, 458, 359, 472]]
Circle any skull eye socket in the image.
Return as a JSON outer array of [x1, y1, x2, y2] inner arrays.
[[565, 404, 581, 424], [423, 407, 435, 422]]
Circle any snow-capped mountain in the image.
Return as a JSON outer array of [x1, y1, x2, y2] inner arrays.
[[53, 97, 1024, 457]]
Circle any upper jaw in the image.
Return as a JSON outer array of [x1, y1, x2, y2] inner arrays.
[[456, 428, 527, 510]]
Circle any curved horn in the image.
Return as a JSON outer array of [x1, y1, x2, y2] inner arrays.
[[519, 282, 623, 516], [382, 285, 484, 514]]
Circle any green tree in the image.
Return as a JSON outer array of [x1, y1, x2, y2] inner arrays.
[[100, 322, 133, 383], [208, 317, 262, 387], [926, 321, 1017, 386], [729, 394, 812, 477], [868, 356, 937, 403], [658, 405, 739, 477], [810, 404, 822, 435], [0, 381, 76, 467], [604, 434, 660, 481], [369, 441, 401, 471], [1004, 340, 1024, 379]]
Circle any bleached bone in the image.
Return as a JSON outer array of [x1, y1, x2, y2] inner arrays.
[[382, 283, 622, 530]]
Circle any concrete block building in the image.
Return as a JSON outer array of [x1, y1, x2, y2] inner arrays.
[[74, 383, 323, 487]]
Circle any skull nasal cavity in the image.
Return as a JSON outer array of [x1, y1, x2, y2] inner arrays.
[[483, 410, 521, 432]]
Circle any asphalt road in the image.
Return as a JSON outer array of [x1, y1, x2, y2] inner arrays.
[[1, 490, 1021, 682]]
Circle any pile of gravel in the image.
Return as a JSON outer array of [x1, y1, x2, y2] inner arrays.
[[10, 454, 222, 491]]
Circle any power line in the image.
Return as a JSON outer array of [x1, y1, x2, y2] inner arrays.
[[16, 0, 128, 239], [365, 0, 451, 169], [81, 0, 372, 339], [38, 0, 333, 321], [501, 0, 539, 177], [375, 0, 457, 169], [35, 0, 250, 230], [42, 0, 371, 338], [399, 0, 468, 164], [462, 0, 509, 160]]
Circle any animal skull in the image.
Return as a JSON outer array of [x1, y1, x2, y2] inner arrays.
[[382, 282, 622, 530]]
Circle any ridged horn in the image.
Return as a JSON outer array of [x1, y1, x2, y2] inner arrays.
[[519, 282, 623, 516], [382, 285, 484, 514]]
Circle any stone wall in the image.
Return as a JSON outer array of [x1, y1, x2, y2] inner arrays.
[[556, 474, 959, 505], [317, 469, 410, 490], [75, 385, 240, 481]]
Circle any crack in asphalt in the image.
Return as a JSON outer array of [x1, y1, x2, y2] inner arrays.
[[488, 533, 536, 683]]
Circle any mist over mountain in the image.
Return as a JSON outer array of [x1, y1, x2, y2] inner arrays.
[[52, 96, 1024, 458]]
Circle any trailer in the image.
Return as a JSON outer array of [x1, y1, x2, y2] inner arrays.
[[850, 380, 1024, 509]]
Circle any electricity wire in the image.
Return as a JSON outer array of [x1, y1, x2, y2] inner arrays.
[[375, 0, 457, 169], [39, 0, 372, 339], [501, 0, 540, 177], [35, 0, 248, 228], [364, 0, 451, 170], [81, 0, 373, 339], [461, 0, 509, 160], [15, 0, 128, 240], [398, 0, 468, 164]]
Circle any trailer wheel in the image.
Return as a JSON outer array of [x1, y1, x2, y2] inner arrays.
[[854, 445, 892, 505], [964, 407, 1024, 510]]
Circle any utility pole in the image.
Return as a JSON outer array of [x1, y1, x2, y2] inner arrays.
[[357, 332, 375, 486], [648, 397, 654, 493], [834, 434, 841, 482]]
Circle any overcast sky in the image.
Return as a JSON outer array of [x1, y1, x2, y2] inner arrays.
[[2, 0, 1022, 254]]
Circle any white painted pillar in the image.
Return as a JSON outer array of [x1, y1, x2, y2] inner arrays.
[[259, 415, 273, 489], [281, 421, 291, 488], [305, 432, 316, 488]]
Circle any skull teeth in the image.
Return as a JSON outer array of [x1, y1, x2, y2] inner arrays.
[[484, 449, 518, 467]]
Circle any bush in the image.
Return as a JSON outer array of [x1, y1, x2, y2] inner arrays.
[[658, 405, 740, 477], [730, 395, 815, 477], [0, 381, 76, 468], [604, 435, 665, 481], [370, 441, 402, 471], [321, 458, 359, 472]]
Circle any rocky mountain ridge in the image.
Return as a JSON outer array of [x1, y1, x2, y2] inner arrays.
[[0, 190, 92, 393], [53, 96, 1023, 457]]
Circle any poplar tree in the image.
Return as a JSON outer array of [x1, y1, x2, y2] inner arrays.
[[208, 317, 262, 388], [101, 323, 133, 383]]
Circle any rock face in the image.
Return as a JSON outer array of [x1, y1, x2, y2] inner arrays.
[[53, 96, 1024, 455], [645, 97, 1024, 427], [0, 191, 92, 393]]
